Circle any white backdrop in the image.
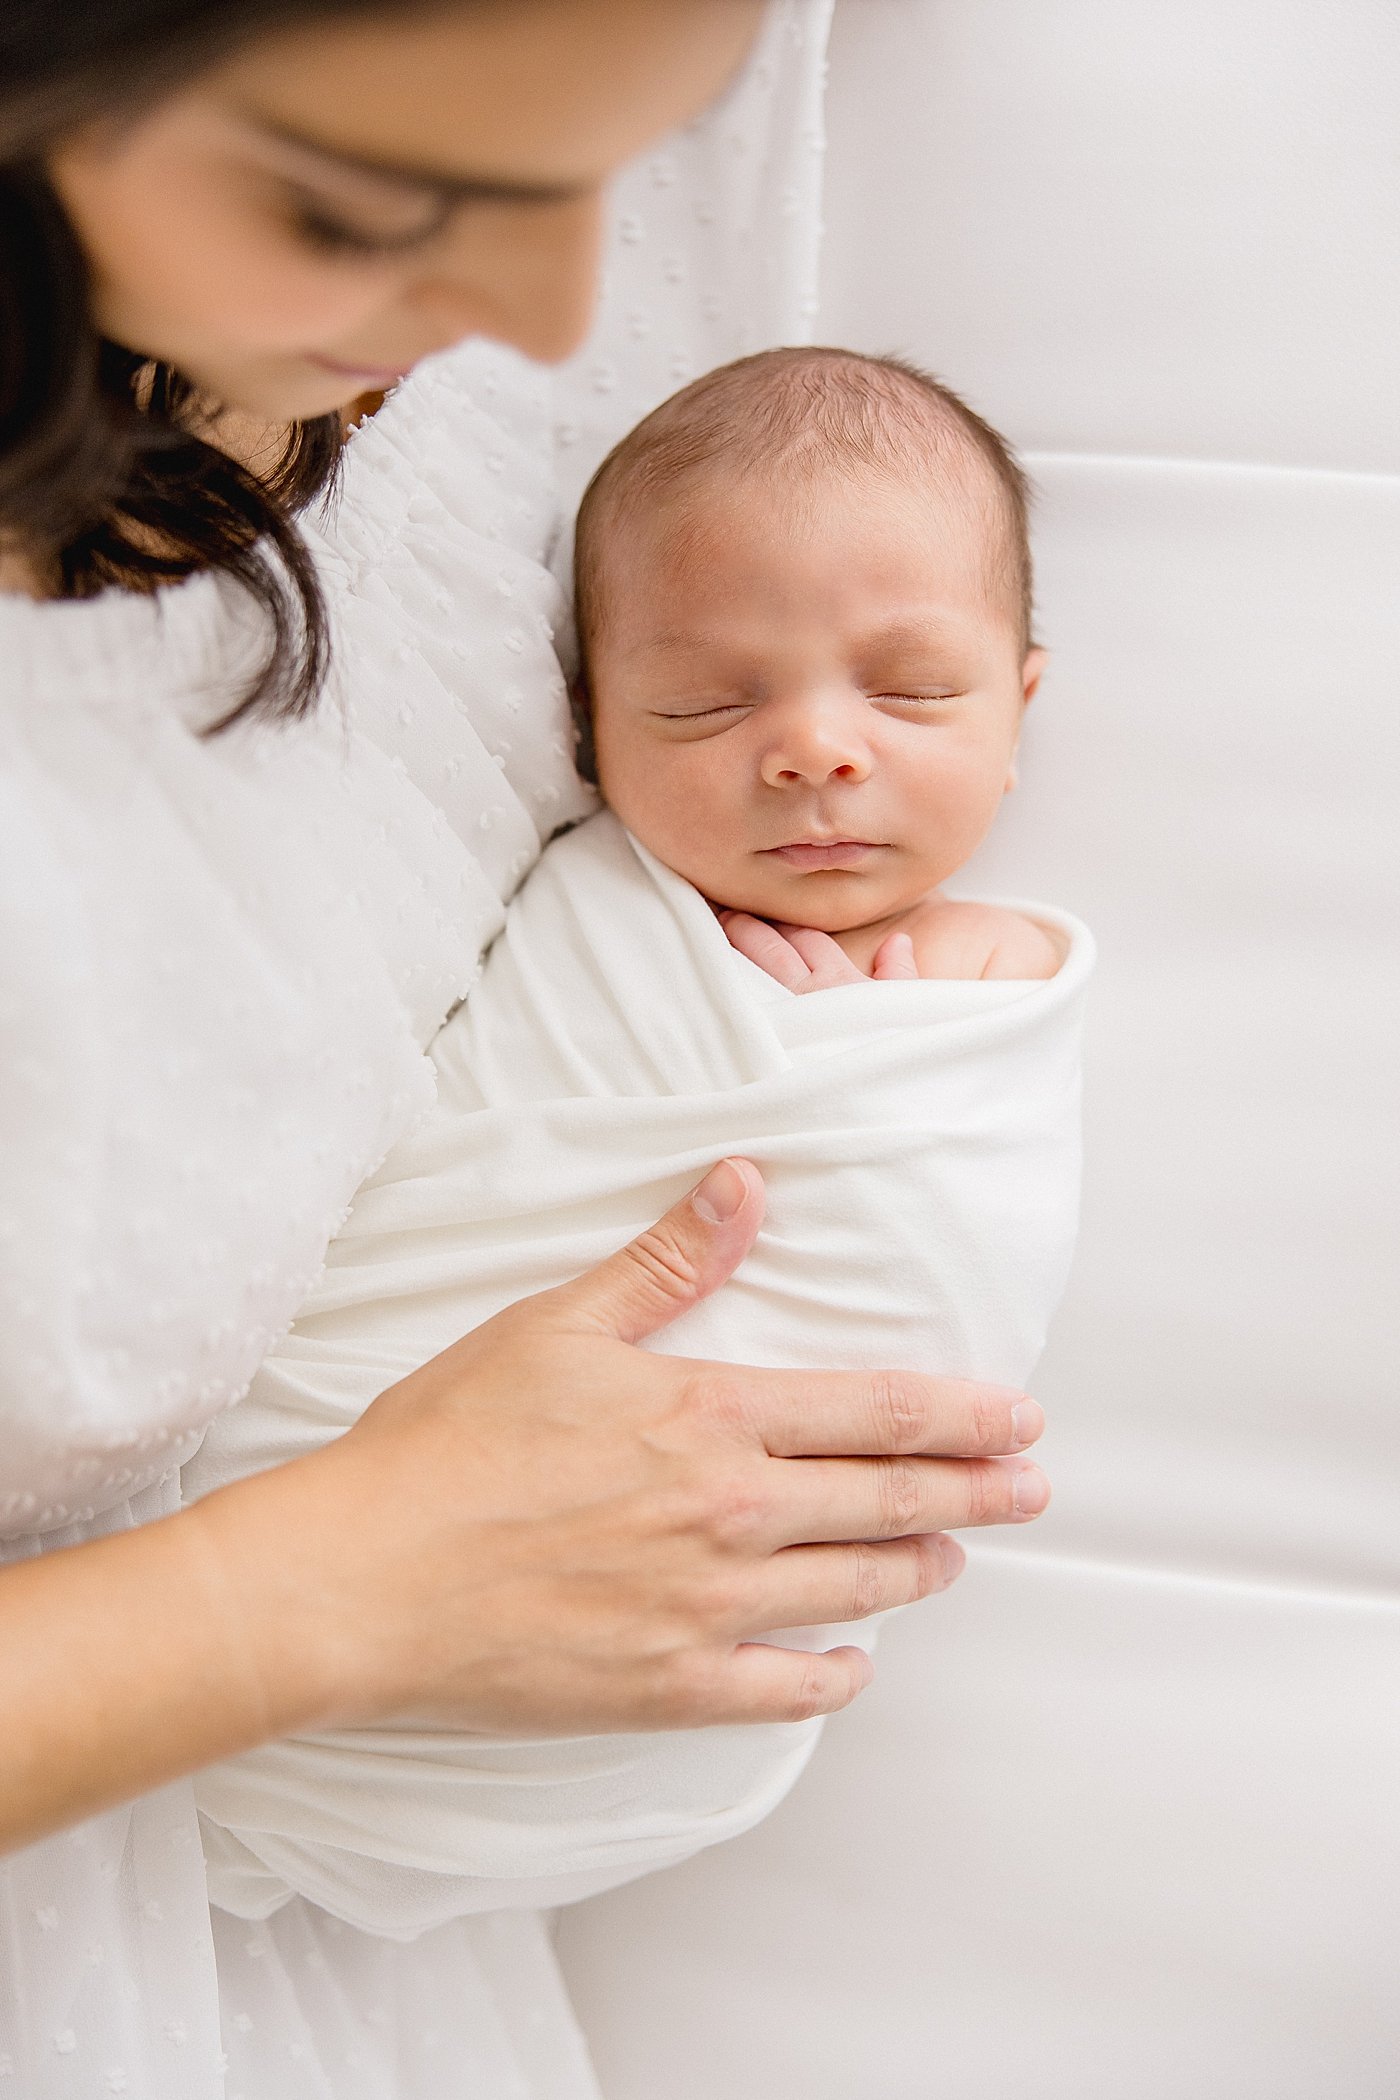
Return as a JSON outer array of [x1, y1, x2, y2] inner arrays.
[[556, 4, 1400, 2093]]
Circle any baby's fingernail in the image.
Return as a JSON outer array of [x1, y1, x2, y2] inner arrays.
[[1012, 1464, 1051, 1518], [936, 1535, 966, 1585], [1010, 1399, 1043, 1448], [691, 1159, 748, 1225]]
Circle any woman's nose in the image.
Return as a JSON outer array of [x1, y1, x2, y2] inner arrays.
[[406, 189, 605, 366], [759, 703, 873, 789]]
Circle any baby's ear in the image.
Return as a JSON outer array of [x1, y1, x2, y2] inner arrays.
[[570, 674, 600, 788], [1005, 648, 1047, 793]]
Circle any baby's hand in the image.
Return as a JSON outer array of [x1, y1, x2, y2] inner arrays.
[[719, 912, 918, 995]]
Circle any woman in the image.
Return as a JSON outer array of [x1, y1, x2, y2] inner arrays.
[[0, 2, 1052, 2092]]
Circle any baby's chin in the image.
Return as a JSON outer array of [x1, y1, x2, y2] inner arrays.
[[704, 868, 923, 933]]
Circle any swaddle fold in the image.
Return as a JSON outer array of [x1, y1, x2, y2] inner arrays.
[[187, 810, 1092, 1940]]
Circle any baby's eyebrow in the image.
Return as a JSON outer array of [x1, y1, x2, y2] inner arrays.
[[634, 629, 711, 654], [620, 628, 743, 667], [623, 613, 974, 666], [858, 614, 966, 653]]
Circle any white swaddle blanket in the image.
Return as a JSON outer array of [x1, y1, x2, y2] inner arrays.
[[186, 809, 1092, 1940]]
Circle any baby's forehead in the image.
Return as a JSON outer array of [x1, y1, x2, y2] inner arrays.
[[574, 350, 1033, 655], [603, 446, 1003, 566], [590, 454, 1011, 648]]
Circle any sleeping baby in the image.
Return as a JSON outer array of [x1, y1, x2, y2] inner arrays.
[[187, 348, 1093, 1940], [574, 346, 1059, 992]]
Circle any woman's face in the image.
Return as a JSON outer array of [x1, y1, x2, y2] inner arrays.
[[47, 0, 762, 418]]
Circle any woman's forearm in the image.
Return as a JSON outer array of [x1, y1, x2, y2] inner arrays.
[[0, 1482, 323, 1853]]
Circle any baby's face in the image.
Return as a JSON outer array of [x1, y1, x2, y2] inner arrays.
[[587, 466, 1042, 931]]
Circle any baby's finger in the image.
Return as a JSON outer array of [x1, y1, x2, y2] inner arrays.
[[773, 923, 867, 984], [719, 911, 813, 992], [871, 930, 919, 981]]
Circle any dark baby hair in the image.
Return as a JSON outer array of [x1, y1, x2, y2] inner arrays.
[[574, 345, 1036, 668]]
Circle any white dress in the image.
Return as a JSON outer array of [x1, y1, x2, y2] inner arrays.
[[0, 8, 835, 2090], [0, 350, 602, 2100]]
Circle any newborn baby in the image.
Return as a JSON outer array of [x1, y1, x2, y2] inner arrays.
[[188, 349, 1093, 1940], [574, 345, 1058, 991]]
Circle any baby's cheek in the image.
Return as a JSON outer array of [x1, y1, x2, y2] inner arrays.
[[911, 758, 1009, 867], [599, 744, 728, 864]]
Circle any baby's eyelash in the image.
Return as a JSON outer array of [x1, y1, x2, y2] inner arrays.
[[653, 704, 747, 721], [873, 691, 959, 705]]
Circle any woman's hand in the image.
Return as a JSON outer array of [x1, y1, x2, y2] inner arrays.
[[721, 910, 919, 993], [191, 1158, 1048, 1741], [0, 1160, 1046, 1852]]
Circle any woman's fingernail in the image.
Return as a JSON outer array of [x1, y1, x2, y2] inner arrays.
[[692, 1159, 748, 1225], [937, 1535, 966, 1584], [1010, 1399, 1044, 1449], [1012, 1464, 1051, 1518]]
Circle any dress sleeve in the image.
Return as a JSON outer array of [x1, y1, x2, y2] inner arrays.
[[310, 342, 599, 903]]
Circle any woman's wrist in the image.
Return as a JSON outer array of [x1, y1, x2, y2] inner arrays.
[[179, 1449, 377, 1742], [0, 1480, 315, 1853]]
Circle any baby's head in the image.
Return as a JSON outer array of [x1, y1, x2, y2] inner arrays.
[[573, 347, 1043, 931]]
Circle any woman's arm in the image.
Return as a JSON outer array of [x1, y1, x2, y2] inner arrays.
[[1, 1158, 1046, 1853]]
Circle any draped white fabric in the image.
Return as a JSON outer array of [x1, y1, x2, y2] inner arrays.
[[0, 6, 835, 2094], [186, 810, 1088, 1940], [554, 5, 1400, 2094]]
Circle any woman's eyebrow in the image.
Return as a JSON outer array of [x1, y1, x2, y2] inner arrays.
[[238, 108, 591, 207]]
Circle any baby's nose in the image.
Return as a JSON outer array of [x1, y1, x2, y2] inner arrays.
[[759, 709, 873, 787]]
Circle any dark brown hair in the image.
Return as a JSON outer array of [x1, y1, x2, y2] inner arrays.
[[574, 346, 1036, 662], [0, 2, 436, 727]]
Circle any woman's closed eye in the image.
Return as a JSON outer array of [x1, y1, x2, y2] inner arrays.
[[283, 185, 452, 258]]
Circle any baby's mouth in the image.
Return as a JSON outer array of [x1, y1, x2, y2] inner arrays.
[[761, 840, 883, 871]]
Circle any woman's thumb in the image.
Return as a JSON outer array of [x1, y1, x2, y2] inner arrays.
[[548, 1159, 765, 1345]]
